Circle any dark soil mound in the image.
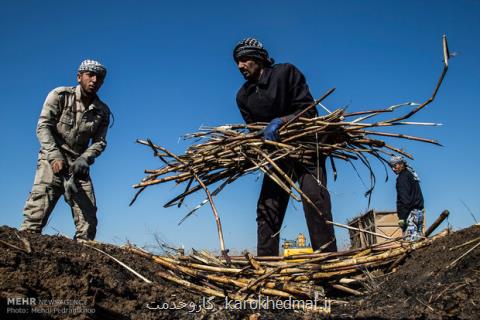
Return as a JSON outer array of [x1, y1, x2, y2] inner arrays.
[[0, 226, 296, 320], [1, 224, 479, 319], [336, 225, 480, 319]]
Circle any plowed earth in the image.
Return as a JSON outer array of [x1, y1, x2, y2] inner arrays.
[[1, 225, 479, 319]]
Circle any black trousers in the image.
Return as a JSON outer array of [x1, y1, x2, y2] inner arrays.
[[256, 159, 337, 256]]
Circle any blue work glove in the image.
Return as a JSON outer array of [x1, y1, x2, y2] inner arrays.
[[72, 157, 89, 179], [263, 118, 284, 141], [64, 176, 78, 206]]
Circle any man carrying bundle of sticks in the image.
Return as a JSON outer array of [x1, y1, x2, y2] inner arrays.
[[233, 37, 337, 256], [389, 156, 425, 241]]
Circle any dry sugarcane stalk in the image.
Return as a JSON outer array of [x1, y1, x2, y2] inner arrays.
[[331, 284, 363, 296], [191, 171, 227, 256], [361, 130, 442, 146], [0, 239, 28, 252], [384, 35, 449, 125], [15, 232, 32, 253], [156, 270, 226, 298], [245, 252, 264, 272], [83, 243, 152, 284], [425, 209, 450, 237], [280, 87, 336, 130], [447, 240, 480, 269], [327, 220, 393, 240], [449, 236, 480, 251], [338, 277, 363, 285]]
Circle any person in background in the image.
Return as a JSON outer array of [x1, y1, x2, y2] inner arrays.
[[389, 155, 425, 241]]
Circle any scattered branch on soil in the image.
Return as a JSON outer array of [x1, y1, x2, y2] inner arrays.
[[83, 243, 153, 284], [0, 239, 27, 252], [448, 240, 480, 269], [449, 236, 480, 251], [15, 232, 32, 253]]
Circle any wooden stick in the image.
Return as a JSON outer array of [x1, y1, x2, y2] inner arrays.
[[327, 220, 393, 240], [331, 284, 363, 296], [280, 88, 336, 130], [83, 243, 152, 284], [0, 239, 27, 252], [449, 236, 480, 251], [425, 210, 450, 237], [245, 252, 264, 272], [448, 241, 480, 268], [384, 35, 449, 124], [191, 171, 227, 253], [156, 270, 225, 298]]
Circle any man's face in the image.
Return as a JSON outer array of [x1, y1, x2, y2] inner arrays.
[[391, 162, 405, 175], [237, 58, 263, 81], [77, 71, 104, 95]]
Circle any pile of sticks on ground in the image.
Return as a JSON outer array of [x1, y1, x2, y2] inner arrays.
[[132, 36, 450, 253], [122, 221, 449, 305]]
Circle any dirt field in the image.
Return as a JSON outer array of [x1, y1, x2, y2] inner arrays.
[[337, 225, 480, 319], [1, 224, 479, 319]]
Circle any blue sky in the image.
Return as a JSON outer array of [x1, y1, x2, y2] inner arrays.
[[1, 0, 479, 253]]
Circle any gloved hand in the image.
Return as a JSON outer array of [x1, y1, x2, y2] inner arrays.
[[51, 159, 66, 174], [64, 177, 78, 206], [72, 157, 89, 179], [263, 118, 284, 141], [398, 219, 407, 230]]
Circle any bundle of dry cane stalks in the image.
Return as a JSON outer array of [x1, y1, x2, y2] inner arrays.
[[127, 36, 452, 308], [121, 212, 450, 310]]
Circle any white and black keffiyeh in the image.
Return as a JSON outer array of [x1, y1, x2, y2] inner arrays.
[[389, 155, 420, 182], [78, 59, 107, 77]]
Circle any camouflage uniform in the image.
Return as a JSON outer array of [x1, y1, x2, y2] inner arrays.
[[20, 85, 110, 240]]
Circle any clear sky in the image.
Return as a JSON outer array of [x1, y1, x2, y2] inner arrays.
[[1, 0, 479, 253]]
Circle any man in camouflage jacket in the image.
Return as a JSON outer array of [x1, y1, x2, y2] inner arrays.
[[20, 60, 110, 241]]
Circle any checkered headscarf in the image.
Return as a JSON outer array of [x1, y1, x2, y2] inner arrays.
[[233, 38, 274, 66], [388, 155, 405, 167], [78, 59, 107, 77], [389, 155, 420, 181]]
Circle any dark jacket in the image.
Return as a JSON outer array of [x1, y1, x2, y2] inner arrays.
[[396, 169, 424, 220], [236, 63, 316, 124]]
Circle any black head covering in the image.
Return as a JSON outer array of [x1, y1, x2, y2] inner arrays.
[[233, 38, 274, 66]]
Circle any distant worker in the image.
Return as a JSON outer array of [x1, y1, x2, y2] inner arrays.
[[20, 60, 111, 241], [389, 156, 425, 241], [233, 37, 336, 256]]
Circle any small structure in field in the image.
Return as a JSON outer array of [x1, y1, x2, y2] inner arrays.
[[348, 210, 426, 249]]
